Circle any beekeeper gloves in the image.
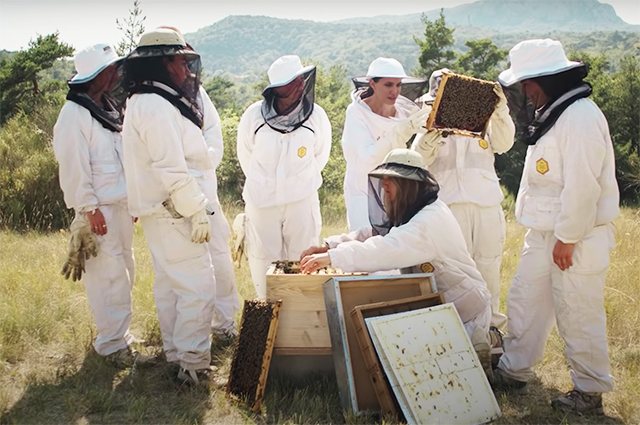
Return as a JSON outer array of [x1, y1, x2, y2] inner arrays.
[[396, 105, 431, 143], [190, 208, 211, 243], [487, 84, 516, 154], [61, 214, 98, 281], [170, 177, 208, 219], [411, 128, 445, 166], [231, 213, 246, 267]]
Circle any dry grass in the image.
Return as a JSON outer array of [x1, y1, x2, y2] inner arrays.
[[1, 204, 638, 424]]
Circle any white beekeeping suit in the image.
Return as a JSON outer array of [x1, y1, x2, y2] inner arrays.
[[122, 28, 219, 386], [198, 85, 240, 337], [237, 55, 331, 299], [412, 68, 516, 329], [53, 43, 140, 365], [493, 39, 619, 414], [342, 57, 430, 231]]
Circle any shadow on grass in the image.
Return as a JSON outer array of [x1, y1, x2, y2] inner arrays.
[[494, 377, 624, 425], [2, 348, 213, 424]]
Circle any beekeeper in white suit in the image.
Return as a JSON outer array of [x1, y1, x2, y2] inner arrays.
[[122, 28, 220, 387], [54, 43, 151, 367], [412, 69, 515, 330], [300, 149, 494, 379], [237, 55, 331, 299], [492, 39, 619, 415], [342, 57, 430, 231]]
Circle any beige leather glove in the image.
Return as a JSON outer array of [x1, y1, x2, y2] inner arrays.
[[61, 214, 98, 281], [190, 208, 211, 243], [231, 213, 246, 267], [411, 128, 445, 166], [493, 84, 508, 115], [396, 106, 432, 143]]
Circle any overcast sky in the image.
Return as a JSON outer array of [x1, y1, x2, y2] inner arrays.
[[1, 0, 638, 52]]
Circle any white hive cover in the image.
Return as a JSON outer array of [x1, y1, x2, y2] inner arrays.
[[365, 303, 501, 425]]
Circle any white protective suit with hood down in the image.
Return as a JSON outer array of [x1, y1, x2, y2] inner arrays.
[[237, 100, 331, 298], [53, 101, 136, 357], [412, 113, 515, 329], [123, 91, 218, 371], [325, 199, 492, 337], [497, 98, 619, 394], [342, 91, 418, 231]]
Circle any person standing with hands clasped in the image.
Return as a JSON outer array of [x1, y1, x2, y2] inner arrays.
[[342, 57, 430, 231], [122, 28, 220, 387], [492, 39, 619, 415], [237, 55, 331, 299], [412, 69, 515, 331], [54, 43, 150, 367]]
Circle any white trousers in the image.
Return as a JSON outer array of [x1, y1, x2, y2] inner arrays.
[[498, 225, 615, 393], [83, 201, 136, 356], [208, 202, 240, 333], [245, 193, 322, 299], [140, 212, 216, 371], [449, 203, 507, 329]]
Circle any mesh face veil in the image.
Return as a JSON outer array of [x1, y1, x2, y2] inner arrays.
[[367, 163, 440, 236], [260, 66, 316, 134]]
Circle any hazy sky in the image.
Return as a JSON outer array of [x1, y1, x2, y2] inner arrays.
[[1, 0, 638, 52]]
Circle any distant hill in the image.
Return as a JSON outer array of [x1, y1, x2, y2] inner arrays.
[[187, 2, 640, 82]]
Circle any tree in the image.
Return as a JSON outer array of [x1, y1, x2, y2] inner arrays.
[[414, 10, 456, 77], [0, 33, 73, 124], [203, 76, 239, 112], [455, 39, 507, 81], [115, 0, 146, 56]]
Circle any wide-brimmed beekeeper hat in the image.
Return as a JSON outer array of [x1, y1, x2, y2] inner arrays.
[[498, 39, 584, 87], [69, 43, 123, 84], [369, 149, 429, 181], [423, 68, 452, 102], [127, 27, 199, 60], [265, 55, 315, 89]]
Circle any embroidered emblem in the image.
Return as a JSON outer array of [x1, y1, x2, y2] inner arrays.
[[420, 262, 435, 273], [297, 146, 307, 158], [478, 139, 488, 149], [536, 158, 549, 175]]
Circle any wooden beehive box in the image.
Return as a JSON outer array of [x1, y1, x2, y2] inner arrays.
[[323, 274, 438, 413], [350, 293, 444, 418], [426, 72, 498, 138], [266, 263, 363, 355]]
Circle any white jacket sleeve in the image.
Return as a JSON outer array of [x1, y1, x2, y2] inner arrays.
[[329, 220, 436, 272], [411, 131, 445, 166], [53, 104, 98, 213], [199, 87, 224, 169], [555, 107, 607, 244], [486, 104, 516, 155], [312, 105, 332, 171], [236, 104, 258, 177], [324, 226, 373, 248], [342, 107, 401, 169], [136, 97, 207, 216]]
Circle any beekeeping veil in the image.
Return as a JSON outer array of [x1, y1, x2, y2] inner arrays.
[[66, 43, 125, 132], [261, 55, 316, 133], [352, 57, 428, 103], [499, 38, 590, 145], [367, 149, 440, 236], [124, 28, 203, 128]]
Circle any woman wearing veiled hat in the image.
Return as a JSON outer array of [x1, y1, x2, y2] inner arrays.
[[236, 55, 332, 299], [492, 39, 619, 415], [300, 148, 494, 378], [342, 57, 430, 232]]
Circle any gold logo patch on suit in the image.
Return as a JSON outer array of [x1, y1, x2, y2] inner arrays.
[[420, 262, 434, 273], [536, 158, 549, 174], [297, 146, 307, 158], [478, 139, 489, 150]]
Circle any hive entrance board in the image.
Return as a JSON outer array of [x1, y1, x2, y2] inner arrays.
[[426, 72, 498, 138], [266, 265, 364, 356], [350, 293, 444, 418], [227, 299, 281, 412], [366, 304, 501, 425], [323, 274, 438, 413]]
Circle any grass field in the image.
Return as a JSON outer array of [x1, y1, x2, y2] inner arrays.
[[1, 204, 638, 424]]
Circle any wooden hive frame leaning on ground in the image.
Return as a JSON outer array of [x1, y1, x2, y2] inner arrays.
[[426, 72, 499, 138], [227, 299, 282, 412]]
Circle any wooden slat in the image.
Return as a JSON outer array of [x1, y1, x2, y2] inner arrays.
[[251, 300, 282, 412]]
